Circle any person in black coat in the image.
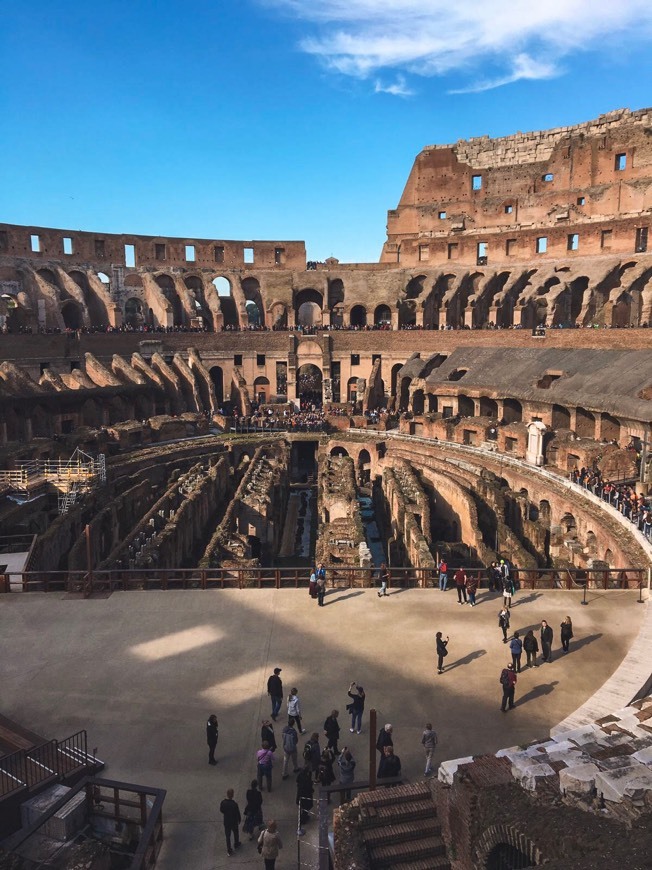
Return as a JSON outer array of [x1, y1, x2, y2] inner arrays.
[[376, 724, 393, 756], [206, 714, 218, 765], [523, 630, 539, 668], [323, 710, 340, 753], [436, 632, 449, 674], [261, 719, 277, 752], [378, 745, 402, 779], [560, 616, 574, 653], [267, 667, 283, 720], [219, 788, 241, 855], [296, 765, 314, 835], [540, 620, 554, 662]]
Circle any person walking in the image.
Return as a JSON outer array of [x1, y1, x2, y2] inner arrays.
[[288, 688, 305, 734], [309, 568, 318, 599], [266, 668, 283, 721], [242, 780, 263, 841], [378, 745, 402, 779], [257, 820, 283, 869], [281, 717, 300, 779], [467, 571, 478, 607], [377, 562, 389, 597], [206, 714, 218, 766], [561, 616, 574, 653], [500, 662, 517, 712], [304, 731, 321, 782], [261, 718, 277, 752], [256, 741, 275, 792], [502, 571, 514, 609], [454, 566, 467, 604], [323, 710, 340, 753], [219, 788, 241, 856], [376, 723, 393, 756], [540, 620, 554, 663], [347, 682, 365, 734], [295, 766, 314, 836], [436, 632, 449, 674], [337, 747, 356, 804], [509, 631, 523, 672], [438, 558, 448, 591], [523, 629, 539, 668], [498, 606, 511, 643], [317, 571, 326, 606], [421, 723, 438, 776]]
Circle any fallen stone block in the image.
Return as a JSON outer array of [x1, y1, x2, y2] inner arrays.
[[511, 761, 556, 791], [595, 765, 652, 803], [438, 756, 474, 785], [559, 762, 601, 795]]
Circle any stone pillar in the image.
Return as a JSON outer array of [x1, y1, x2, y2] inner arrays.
[[464, 306, 474, 329], [526, 421, 547, 466], [415, 308, 424, 328], [391, 310, 399, 331]]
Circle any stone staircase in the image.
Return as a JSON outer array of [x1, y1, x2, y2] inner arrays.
[[358, 783, 450, 869]]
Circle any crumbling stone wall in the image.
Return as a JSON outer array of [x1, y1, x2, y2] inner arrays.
[[315, 454, 365, 567]]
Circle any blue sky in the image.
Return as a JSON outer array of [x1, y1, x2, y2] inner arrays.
[[2, 0, 652, 263]]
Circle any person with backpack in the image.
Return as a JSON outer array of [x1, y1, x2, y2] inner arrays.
[[337, 747, 356, 804], [323, 709, 340, 753], [304, 732, 321, 781], [287, 688, 305, 734], [509, 631, 523, 672], [242, 780, 264, 840], [316, 571, 327, 606], [281, 717, 299, 779], [498, 606, 511, 643], [500, 662, 517, 712]]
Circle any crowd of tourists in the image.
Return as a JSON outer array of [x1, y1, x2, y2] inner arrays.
[[571, 466, 652, 539], [230, 407, 328, 433]]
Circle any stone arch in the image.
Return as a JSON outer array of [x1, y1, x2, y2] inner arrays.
[[297, 363, 323, 407], [374, 304, 392, 326], [601, 412, 621, 443], [61, 300, 83, 330], [561, 512, 577, 536], [270, 301, 288, 329], [97, 272, 110, 286], [331, 446, 349, 458], [210, 366, 224, 406], [253, 376, 270, 404], [184, 275, 213, 330], [350, 304, 367, 327], [399, 376, 411, 411], [412, 389, 425, 415], [125, 296, 145, 328], [503, 398, 522, 424], [475, 822, 543, 869], [552, 404, 571, 429], [575, 407, 596, 439], [458, 394, 474, 416], [347, 376, 358, 404], [242, 277, 266, 328], [586, 530, 598, 556], [611, 290, 635, 327], [295, 288, 323, 328], [405, 274, 427, 299], [604, 547, 613, 566], [427, 393, 438, 413], [479, 396, 498, 418], [539, 500, 551, 527], [398, 299, 416, 328], [358, 448, 371, 483], [328, 279, 345, 327], [155, 274, 184, 326], [37, 268, 58, 287], [390, 363, 403, 398], [213, 277, 239, 328]]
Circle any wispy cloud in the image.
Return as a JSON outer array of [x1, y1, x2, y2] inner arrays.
[[374, 75, 414, 97], [263, 0, 652, 93]]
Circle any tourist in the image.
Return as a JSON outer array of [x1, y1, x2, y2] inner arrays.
[[287, 688, 305, 733], [421, 722, 438, 776], [438, 558, 448, 591], [509, 631, 523, 672], [540, 620, 554, 662], [467, 571, 478, 607], [502, 569, 514, 609], [295, 766, 314, 836], [317, 746, 336, 794], [377, 562, 389, 597], [376, 723, 393, 756], [436, 632, 449, 674], [281, 717, 300, 779], [561, 616, 574, 653], [337, 747, 356, 804], [261, 718, 277, 752], [317, 570, 326, 606], [523, 629, 539, 668], [500, 662, 517, 712], [454, 566, 468, 604], [323, 709, 340, 753], [377, 744, 401, 779], [257, 820, 283, 869], [256, 740, 275, 792], [206, 713, 218, 766], [304, 732, 321, 781], [498, 605, 511, 643], [347, 682, 365, 734], [242, 780, 264, 840], [309, 567, 318, 599], [266, 667, 283, 721], [219, 788, 242, 856]]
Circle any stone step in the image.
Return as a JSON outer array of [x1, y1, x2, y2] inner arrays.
[[379, 857, 451, 870], [357, 782, 432, 808], [360, 799, 434, 828], [369, 835, 448, 868], [362, 816, 440, 847]]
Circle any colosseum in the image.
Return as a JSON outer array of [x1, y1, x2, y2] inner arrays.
[[0, 108, 651, 870]]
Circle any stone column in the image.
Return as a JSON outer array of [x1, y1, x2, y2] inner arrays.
[[526, 421, 547, 466]]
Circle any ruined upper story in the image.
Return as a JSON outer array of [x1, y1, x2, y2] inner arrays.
[[381, 108, 652, 268]]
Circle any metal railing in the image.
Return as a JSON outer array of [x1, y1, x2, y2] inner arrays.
[[1, 565, 647, 595], [0, 730, 90, 800]]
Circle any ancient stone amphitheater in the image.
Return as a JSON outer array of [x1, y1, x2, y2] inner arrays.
[[0, 108, 651, 870]]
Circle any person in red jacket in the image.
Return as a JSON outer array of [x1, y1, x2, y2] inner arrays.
[[454, 567, 467, 604]]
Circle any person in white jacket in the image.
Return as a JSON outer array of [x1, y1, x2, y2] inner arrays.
[[287, 688, 305, 734]]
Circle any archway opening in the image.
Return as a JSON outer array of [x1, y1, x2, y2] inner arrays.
[[210, 366, 224, 407], [156, 274, 184, 326], [243, 277, 265, 328], [479, 396, 498, 418], [458, 395, 475, 417], [297, 363, 323, 408], [61, 301, 83, 330], [503, 398, 523, 424], [552, 404, 571, 430], [295, 288, 323, 328], [213, 277, 239, 329], [330, 446, 349, 458], [398, 299, 416, 328], [412, 389, 425, 415], [350, 305, 367, 327], [125, 297, 144, 328], [374, 304, 391, 327], [253, 376, 270, 405]]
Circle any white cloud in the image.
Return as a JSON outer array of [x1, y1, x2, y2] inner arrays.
[[374, 75, 414, 97], [263, 0, 652, 93]]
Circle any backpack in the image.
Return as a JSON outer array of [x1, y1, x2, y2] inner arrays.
[[500, 669, 510, 687], [303, 741, 313, 762], [283, 728, 297, 753]]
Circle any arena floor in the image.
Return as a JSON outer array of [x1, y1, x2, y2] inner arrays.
[[0, 585, 645, 869]]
